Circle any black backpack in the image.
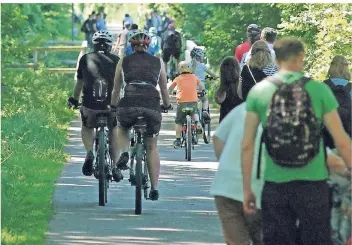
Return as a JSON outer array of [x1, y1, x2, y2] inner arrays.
[[323, 79, 352, 148], [257, 76, 323, 177], [92, 78, 109, 107], [166, 31, 181, 49]]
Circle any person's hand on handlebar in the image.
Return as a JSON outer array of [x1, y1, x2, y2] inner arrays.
[[198, 90, 207, 98], [161, 104, 173, 113], [67, 97, 79, 109]]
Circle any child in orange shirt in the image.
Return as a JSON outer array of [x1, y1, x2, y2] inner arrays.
[[168, 61, 205, 148]]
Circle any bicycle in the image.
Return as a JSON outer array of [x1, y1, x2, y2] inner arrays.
[[128, 105, 172, 215], [73, 106, 112, 207], [128, 117, 150, 215], [180, 107, 198, 161]]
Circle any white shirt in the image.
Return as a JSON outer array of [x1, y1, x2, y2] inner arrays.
[[210, 103, 265, 208]]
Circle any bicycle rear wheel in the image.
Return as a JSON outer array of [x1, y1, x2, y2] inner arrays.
[[98, 128, 106, 206], [135, 141, 143, 215], [186, 116, 192, 161]]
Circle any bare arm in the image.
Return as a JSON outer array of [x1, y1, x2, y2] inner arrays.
[[241, 112, 260, 193], [213, 135, 225, 160], [327, 151, 349, 174], [324, 110, 352, 169], [111, 58, 123, 106], [73, 79, 84, 100], [206, 66, 218, 79], [168, 83, 176, 95], [158, 58, 170, 106]]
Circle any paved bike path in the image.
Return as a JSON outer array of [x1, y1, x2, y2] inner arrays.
[[46, 102, 225, 245]]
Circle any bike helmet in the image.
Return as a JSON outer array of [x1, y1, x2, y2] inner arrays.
[[178, 61, 192, 73], [190, 47, 204, 59], [149, 27, 157, 36], [92, 30, 114, 46], [128, 29, 151, 47]]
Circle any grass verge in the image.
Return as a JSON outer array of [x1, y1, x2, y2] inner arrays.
[[1, 69, 74, 245]]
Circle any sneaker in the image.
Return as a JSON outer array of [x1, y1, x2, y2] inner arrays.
[[173, 138, 181, 148], [117, 152, 129, 170], [129, 174, 136, 186], [149, 190, 159, 201], [202, 110, 211, 123], [112, 167, 124, 182], [196, 122, 203, 134], [82, 151, 94, 176]]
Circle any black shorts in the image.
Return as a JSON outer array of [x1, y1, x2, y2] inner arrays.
[[162, 48, 181, 63], [80, 106, 117, 129], [116, 107, 162, 137]]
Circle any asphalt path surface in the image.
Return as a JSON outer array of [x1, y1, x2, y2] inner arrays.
[[46, 99, 224, 245]]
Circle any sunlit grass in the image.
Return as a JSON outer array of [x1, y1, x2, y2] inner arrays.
[[1, 69, 74, 245]]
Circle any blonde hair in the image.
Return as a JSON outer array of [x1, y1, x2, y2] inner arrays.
[[133, 43, 147, 52], [328, 55, 351, 81], [248, 40, 273, 69]]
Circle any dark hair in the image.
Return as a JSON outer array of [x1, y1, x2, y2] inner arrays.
[[131, 24, 138, 30], [92, 11, 96, 15], [93, 42, 111, 53], [218, 56, 240, 97], [274, 37, 305, 62], [261, 27, 277, 43], [247, 28, 261, 45], [125, 14, 130, 17]]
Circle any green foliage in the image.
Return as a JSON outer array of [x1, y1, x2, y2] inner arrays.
[[1, 4, 73, 64], [278, 3, 352, 80], [1, 69, 74, 245]]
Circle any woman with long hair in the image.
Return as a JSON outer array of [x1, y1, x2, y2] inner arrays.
[[215, 56, 242, 122], [240, 40, 279, 100]]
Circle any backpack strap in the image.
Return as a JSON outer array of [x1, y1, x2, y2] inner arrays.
[[265, 75, 284, 87], [256, 130, 265, 179]]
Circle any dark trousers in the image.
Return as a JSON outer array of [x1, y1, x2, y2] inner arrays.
[[261, 180, 332, 245]]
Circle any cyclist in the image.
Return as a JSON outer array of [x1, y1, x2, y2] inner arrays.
[[190, 47, 218, 122], [234, 24, 261, 63], [67, 30, 120, 177], [161, 23, 182, 78], [110, 29, 172, 201], [147, 27, 161, 56], [168, 61, 206, 148]]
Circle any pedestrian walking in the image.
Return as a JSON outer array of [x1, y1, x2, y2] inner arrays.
[[241, 36, 351, 245]]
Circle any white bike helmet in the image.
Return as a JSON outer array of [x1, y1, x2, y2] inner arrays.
[[190, 47, 204, 59], [178, 61, 193, 73], [148, 27, 157, 36], [128, 29, 151, 46], [92, 30, 114, 46]]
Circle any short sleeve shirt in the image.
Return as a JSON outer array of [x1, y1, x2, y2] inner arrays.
[[246, 71, 339, 183], [172, 73, 200, 103]]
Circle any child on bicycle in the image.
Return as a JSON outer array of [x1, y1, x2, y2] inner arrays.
[[190, 47, 218, 122], [168, 61, 206, 148]]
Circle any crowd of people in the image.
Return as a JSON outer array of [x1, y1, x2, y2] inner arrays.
[[212, 23, 352, 245], [68, 14, 352, 245], [81, 10, 107, 50]]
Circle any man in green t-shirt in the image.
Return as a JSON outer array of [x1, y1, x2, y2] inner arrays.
[[241, 37, 352, 245]]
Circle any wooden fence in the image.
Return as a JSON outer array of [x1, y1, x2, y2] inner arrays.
[[4, 40, 88, 74]]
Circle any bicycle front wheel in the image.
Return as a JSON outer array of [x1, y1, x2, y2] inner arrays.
[[135, 142, 143, 215], [98, 128, 106, 206]]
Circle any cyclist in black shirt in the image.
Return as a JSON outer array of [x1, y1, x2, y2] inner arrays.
[[111, 29, 172, 200], [67, 30, 120, 177]]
